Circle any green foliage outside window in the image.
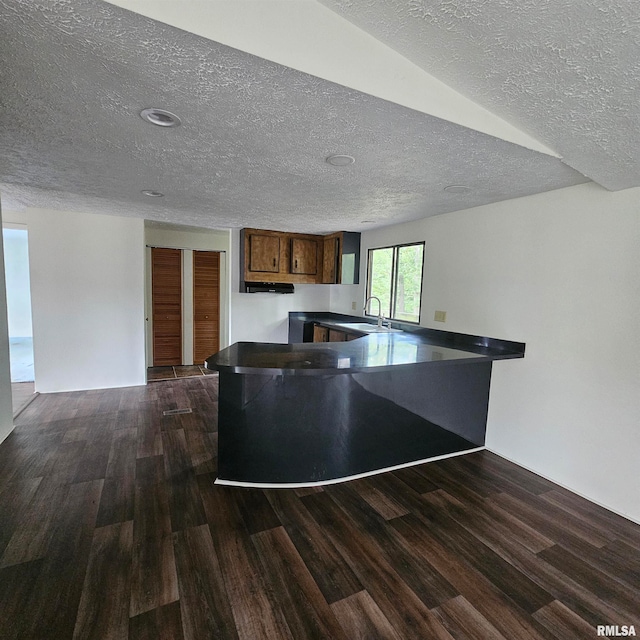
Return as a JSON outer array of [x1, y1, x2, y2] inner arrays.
[[367, 243, 424, 323], [368, 247, 393, 317]]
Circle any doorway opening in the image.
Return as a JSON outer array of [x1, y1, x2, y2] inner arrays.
[[2, 225, 36, 415], [147, 247, 221, 379]]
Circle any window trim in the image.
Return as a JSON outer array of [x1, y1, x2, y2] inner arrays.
[[365, 241, 425, 324]]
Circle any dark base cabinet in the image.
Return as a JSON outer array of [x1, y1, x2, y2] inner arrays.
[[209, 312, 524, 487], [216, 361, 492, 486]]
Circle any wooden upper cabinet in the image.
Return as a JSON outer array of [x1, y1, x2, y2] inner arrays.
[[249, 234, 280, 273], [290, 238, 318, 275], [322, 235, 340, 284], [240, 227, 359, 290]]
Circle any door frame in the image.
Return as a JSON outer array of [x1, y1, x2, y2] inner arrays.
[[145, 244, 227, 370]]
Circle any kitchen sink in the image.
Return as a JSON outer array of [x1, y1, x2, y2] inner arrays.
[[336, 322, 402, 334]]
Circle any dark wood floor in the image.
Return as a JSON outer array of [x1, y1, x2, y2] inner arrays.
[[0, 377, 638, 640], [147, 365, 216, 382], [11, 381, 36, 417]]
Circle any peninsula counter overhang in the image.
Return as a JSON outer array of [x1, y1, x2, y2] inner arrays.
[[208, 334, 499, 377], [206, 314, 525, 376], [205, 313, 525, 488]]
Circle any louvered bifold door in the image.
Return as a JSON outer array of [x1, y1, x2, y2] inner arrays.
[[152, 247, 182, 366], [193, 250, 220, 365]]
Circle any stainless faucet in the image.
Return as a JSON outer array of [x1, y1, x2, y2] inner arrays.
[[364, 296, 384, 328]]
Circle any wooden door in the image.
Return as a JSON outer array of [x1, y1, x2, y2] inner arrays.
[[249, 234, 280, 272], [193, 251, 220, 365], [290, 238, 318, 275], [322, 235, 339, 283], [152, 247, 182, 366]]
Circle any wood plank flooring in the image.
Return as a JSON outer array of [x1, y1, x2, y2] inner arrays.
[[0, 377, 638, 639], [147, 366, 216, 382], [11, 381, 36, 417]]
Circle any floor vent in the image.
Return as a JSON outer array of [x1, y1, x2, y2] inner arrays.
[[162, 408, 193, 416]]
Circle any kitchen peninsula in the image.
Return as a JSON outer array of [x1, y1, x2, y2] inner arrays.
[[205, 312, 525, 487]]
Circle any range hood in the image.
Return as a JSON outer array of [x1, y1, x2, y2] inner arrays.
[[245, 282, 295, 294]]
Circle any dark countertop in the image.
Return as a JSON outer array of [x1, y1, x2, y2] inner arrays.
[[206, 312, 525, 376]]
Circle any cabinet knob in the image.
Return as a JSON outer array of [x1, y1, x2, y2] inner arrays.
[[205, 315, 209, 319]]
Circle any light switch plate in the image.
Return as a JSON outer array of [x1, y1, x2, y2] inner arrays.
[[351, 301, 357, 311], [434, 310, 447, 322]]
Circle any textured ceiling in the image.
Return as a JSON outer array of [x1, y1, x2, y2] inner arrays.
[[319, 0, 640, 191], [0, 0, 589, 233]]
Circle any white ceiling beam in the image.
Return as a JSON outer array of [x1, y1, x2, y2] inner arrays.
[[105, 0, 559, 157]]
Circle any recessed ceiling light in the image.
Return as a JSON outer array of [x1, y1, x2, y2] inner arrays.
[[141, 190, 164, 197], [443, 185, 471, 194], [326, 154, 355, 166], [140, 108, 181, 128]]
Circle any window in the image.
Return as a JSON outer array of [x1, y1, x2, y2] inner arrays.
[[366, 242, 424, 323]]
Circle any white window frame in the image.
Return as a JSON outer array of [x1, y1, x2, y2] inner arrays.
[[365, 242, 425, 324]]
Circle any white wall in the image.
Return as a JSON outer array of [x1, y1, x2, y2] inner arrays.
[[2, 227, 33, 337], [0, 201, 15, 443], [332, 183, 640, 523], [144, 225, 231, 366], [28, 209, 146, 393], [229, 229, 331, 344], [230, 285, 331, 343], [329, 283, 361, 317]]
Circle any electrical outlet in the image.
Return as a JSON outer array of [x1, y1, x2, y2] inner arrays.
[[351, 301, 357, 311], [434, 310, 447, 323]]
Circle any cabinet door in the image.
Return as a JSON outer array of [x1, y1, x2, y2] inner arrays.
[[322, 236, 339, 283], [152, 247, 182, 366], [328, 329, 347, 342], [313, 325, 329, 342], [193, 251, 220, 365], [291, 238, 318, 275], [249, 234, 280, 272]]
